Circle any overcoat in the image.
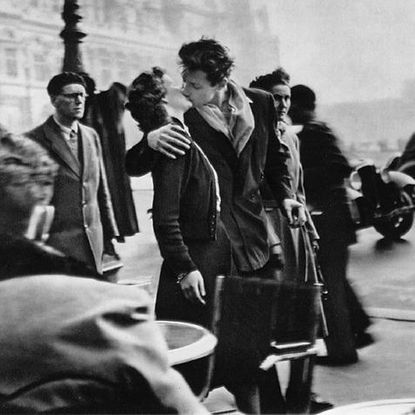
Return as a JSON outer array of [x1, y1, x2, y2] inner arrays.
[[26, 116, 118, 274], [83, 83, 139, 238], [262, 124, 319, 283], [183, 88, 294, 273]]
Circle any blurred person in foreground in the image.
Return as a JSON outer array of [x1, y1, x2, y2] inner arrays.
[[25, 72, 119, 276], [0, 133, 208, 415], [125, 38, 306, 414], [289, 84, 373, 365], [0, 132, 97, 278]]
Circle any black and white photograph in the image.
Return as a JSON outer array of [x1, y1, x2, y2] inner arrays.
[[0, 1, 414, 413]]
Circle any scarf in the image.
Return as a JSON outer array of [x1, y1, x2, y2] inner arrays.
[[196, 80, 255, 157]]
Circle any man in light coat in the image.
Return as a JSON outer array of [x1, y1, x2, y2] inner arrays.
[[26, 72, 118, 275]]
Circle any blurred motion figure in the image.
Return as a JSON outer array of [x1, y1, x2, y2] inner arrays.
[[289, 84, 373, 364]]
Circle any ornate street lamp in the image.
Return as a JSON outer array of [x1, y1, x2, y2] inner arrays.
[[60, 0, 86, 72]]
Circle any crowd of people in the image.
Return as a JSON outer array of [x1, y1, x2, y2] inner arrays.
[[0, 37, 375, 414]]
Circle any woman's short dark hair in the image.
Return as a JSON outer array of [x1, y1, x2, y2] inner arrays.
[[125, 67, 169, 134], [178, 37, 234, 85], [249, 67, 290, 92]]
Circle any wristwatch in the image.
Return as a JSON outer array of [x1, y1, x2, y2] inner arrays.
[[176, 272, 188, 284]]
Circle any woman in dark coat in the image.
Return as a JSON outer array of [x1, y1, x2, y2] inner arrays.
[[125, 68, 232, 328]]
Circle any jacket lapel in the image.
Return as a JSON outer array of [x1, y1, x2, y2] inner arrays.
[[79, 124, 90, 181], [236, 98, 256, 156], [43, 117, 81, 177]]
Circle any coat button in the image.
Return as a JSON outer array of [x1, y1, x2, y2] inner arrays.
[[84, 224, 88, 229]]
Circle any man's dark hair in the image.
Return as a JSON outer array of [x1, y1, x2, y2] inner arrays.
[[125, 67, 169, 134], [290, 84, 316, 111], [78, 72, 97, 96], [178, 37, 234, 85], [249, 67, 290, 92], [47, 72, 87, 97]]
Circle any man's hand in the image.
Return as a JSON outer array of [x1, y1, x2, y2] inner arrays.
[[179, 270, 206, 305], [282, 198, 307, 228], [147, 124, 191, 159]]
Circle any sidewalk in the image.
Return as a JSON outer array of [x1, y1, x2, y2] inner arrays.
[[111, 187, 415, 413]]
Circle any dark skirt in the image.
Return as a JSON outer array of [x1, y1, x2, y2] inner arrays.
[[155, 220, 232, 328]]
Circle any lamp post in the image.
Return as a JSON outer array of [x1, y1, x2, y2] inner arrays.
[[60, 0, 86, 72]]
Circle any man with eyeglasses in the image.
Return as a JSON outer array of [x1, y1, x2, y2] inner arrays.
[[26, 72, 118, 276]]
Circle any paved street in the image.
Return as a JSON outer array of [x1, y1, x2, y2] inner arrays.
[[349, 226, 415, 315]]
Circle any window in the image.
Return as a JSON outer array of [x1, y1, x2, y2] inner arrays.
[[33, 53, 48, 81], [5, 48, 18, 78]]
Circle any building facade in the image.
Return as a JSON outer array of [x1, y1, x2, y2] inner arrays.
[[0, 0, 280, 133]]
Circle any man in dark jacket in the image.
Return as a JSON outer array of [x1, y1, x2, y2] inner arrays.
[[289, 84, 373, 365]]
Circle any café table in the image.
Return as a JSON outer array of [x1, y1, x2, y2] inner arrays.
[[156, 320, 217, 398]]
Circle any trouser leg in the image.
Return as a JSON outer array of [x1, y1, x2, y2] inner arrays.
[[286, 357, 315, 413], [226, 382, 261, 414], [258, 366, 287, 414], [344, 278, 371, 335], [319, 245, 357, 361]]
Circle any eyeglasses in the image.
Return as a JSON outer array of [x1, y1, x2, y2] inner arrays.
[[60, 92, 88, 100]]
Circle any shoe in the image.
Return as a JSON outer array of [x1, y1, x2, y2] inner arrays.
[[316, 354, 358, 366], [310, 393, 334, 414], [355, 332, 375, 349]]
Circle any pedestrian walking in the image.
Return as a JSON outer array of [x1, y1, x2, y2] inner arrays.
[[289, 84, 373, 365]]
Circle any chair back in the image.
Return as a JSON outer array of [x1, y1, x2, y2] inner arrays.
[[211, 276, 321, 378]]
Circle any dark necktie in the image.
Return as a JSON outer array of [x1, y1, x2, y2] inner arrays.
[[68, 129, 79, 158]]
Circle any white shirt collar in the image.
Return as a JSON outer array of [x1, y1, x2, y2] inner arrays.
[[53, 115, 79, 135]]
